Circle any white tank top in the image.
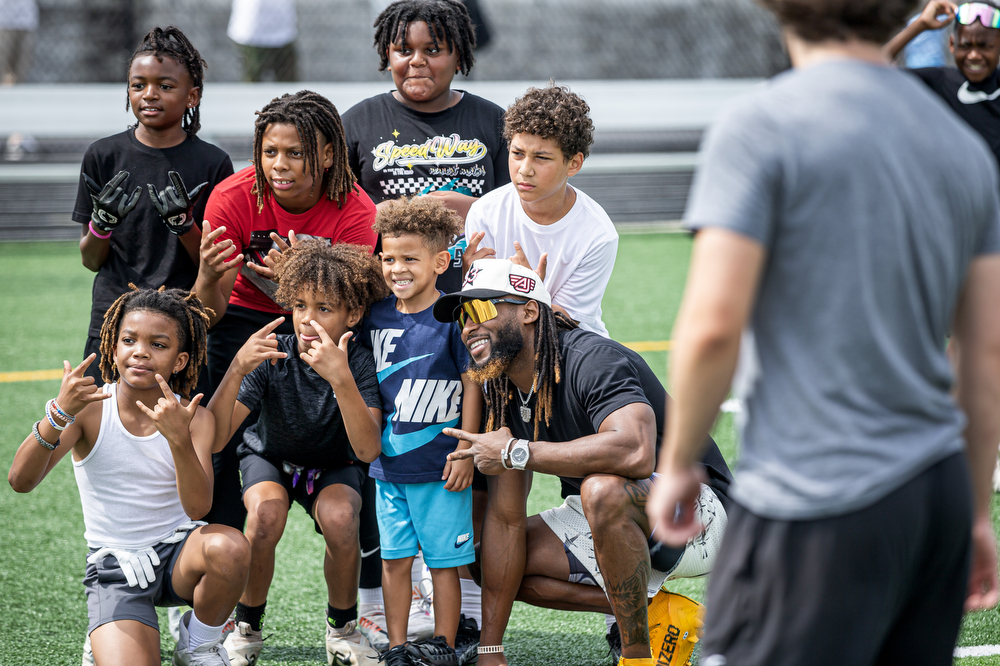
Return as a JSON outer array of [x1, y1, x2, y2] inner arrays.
[[73, 384, 191, 549]]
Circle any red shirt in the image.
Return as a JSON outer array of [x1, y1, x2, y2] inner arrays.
[[204, 166, 378, 313]]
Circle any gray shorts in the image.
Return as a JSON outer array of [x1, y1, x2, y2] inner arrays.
[[84, 532, 193, 635]]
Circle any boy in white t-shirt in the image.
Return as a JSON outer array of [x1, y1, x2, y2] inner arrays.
[[464, 84, 619, 337]]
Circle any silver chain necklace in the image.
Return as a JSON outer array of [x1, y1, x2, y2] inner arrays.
[[516, 382, 536, 423]]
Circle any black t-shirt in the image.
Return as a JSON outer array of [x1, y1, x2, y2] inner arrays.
[[237, 334, 383, 469], [342, 91, 510, 293], [503, 329, 732, 501], [911, 67, 1000, 168], [72, 130, 234, 336]]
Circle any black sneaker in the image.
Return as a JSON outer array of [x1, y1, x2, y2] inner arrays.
[[406, 636, 458, 666], [454, 615, 480, 665], [380, 644, 415, 666], [606, 622, 622, 664]]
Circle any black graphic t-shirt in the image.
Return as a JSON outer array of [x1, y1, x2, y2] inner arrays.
[[911, 67, 1000, 168], [343, 91, 510, 293], [343, 90, 509, 202], [502, 329, 733, 501], [72, 130, 234, 337]]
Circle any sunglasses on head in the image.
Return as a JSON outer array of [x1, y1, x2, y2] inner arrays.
[[957, 2, 1000, 28], [454, 298, 529, 328]]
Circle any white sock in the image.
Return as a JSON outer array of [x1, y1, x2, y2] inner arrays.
[[187, 612, 224, 650], [358, 586, 384, 614], [605, 613, 617, 632], [459, 578, 482, 626], [411, 553, 432, 599]]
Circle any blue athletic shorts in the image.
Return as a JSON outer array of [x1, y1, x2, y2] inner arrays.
[[375, 479, 474, 568]]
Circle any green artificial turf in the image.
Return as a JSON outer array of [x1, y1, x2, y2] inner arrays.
[[0, 236, 997, 665]]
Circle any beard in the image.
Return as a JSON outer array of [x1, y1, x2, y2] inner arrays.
[[466, 318, 524, 384]]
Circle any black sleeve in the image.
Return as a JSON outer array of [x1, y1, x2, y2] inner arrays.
[[342, 106, 363, 180], [236, 361, 268, 413], [194, 149, 235, 227], [349, 342, 383, 410], [492, 107, 511, 187], [73, 143, 104, 224], [570, 342, 652, 432], [908, 67, 945, 93]]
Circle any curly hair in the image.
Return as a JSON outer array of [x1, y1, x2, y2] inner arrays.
[[374, 0, 477, 76], [503, 84, 594, 160], [100, 286, 212, 399], [126, 26, 206, 135], [252, 91, 356, 212], [273, 240, 388, 315], [482, 306, 578, 440], [758, 0, 920, 43], [373, 197, 463, 252]]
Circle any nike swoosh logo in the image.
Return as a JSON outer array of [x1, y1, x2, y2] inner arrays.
[[381, 417, 460, 457], [957, 81, 1000, 104], [377, 354, 433, 383], [361, 546, 380, 558]]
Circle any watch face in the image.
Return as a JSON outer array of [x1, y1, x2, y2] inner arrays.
[[511, 447, 529, 465]]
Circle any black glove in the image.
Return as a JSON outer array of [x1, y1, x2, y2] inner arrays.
[[83, 170, 142, 234], [147, 171, 208, 236]]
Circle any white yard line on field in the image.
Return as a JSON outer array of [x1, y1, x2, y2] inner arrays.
[[955, 645, 1000, 658]]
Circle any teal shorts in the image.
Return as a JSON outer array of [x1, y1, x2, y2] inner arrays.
[[375, 479, 474, 568]]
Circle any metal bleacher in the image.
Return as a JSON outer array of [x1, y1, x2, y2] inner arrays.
[[0, 79, 762, 241]]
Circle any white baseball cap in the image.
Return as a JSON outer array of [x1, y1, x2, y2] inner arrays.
[[433, 258, 551, 323]]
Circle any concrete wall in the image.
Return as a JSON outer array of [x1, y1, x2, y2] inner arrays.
[[25, 0, 787, 83]]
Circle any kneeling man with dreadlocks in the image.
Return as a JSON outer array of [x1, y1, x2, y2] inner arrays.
[[434, 259, 732, 666]]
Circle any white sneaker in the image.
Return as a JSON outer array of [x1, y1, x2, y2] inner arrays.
[[82, 635, 95, 666], [325, 619, 380, 666], [169, 606, 188, 642], [357, 607, 389, 652], [222, 620, 263, 666], [407, 586, 435, 642], [173, 610, 233, 666]]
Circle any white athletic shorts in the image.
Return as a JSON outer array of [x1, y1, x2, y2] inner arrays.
[[539, 482, 727, 597]]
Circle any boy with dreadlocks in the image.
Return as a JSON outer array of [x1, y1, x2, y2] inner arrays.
[[194, 90, 378, 533], [74, 26, 234, 384], [358, 198, 481, 666], [209, 241, 387, 666], [343, 0, 508, 292], [434, 259, 732, 666], [8, 287, 250, 666], [342, 2, 507, 643]]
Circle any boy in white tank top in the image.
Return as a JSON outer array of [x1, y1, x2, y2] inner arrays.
[[8, 287, 250, 666]]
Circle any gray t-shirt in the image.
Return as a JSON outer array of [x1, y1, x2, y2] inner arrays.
[[237, 334, 382, 469], [685, 60, 1000, 520]]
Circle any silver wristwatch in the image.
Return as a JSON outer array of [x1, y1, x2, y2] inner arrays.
[[509, 439, 530, 470]]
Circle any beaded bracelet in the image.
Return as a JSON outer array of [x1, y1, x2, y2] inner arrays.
[[50, 398, 75, 424], [32, 421, 59, 451], [477, 645, 504, 655], [89, 221, 112, 240]]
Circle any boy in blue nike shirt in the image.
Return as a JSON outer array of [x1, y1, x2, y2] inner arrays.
[[362, 197, 482, 666]]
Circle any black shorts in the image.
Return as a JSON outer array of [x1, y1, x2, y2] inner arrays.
[[239, 450, 366, 534], [702, 452, 972, 666]]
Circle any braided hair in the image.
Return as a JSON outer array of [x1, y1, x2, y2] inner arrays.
[[374, 0, 477, 76], [126, 26, 206, 135], [483, 305, 578, 440], [99, 286, 212, 399], [252, 91, 356, 212]]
